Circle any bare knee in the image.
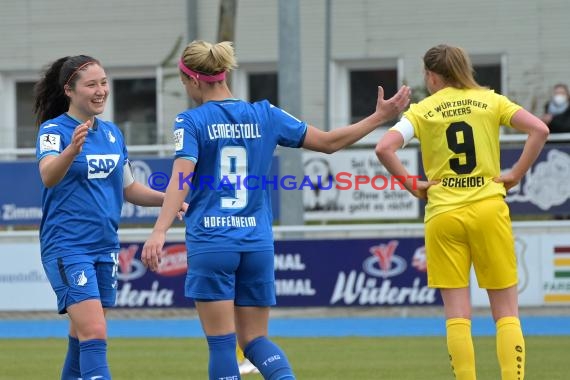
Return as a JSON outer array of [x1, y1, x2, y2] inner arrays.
[[235, 306, 270, 349], [487, 286, 519, 322], [76, 320, 107, 341], [67, 300, 108, 341], [238, 333, 266, 350], [441, 288, 472, 319]]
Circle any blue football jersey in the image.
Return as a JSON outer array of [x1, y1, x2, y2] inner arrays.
[[36, 113, 128, 262], [173, 99, 307, 255]]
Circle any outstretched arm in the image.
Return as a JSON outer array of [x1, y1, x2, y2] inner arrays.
[[141, 158, 193, 271], [302, 85, 410, 154], [123, 167, 188, 215], [124, 181, 166, 207]]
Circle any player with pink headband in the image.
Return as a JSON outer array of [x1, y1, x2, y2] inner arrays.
[[178, 58, 226, 82], [142, 39, 410, 379]]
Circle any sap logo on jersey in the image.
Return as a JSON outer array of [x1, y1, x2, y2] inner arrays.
[[87, 154, 120, 179]]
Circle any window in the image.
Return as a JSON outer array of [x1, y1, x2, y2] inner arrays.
[[474, 64, 502, 93], [350, 69, 398, 125], [231, 63, 278, 106], [16, 81, 36, 148], [331, 59, 401, 133], [471, 54, 503, 94], [248, 73, 278, 106], [113, 78, 157, 145]]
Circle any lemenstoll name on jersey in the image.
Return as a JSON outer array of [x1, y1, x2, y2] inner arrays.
[[207, 123, 261, 140], [203, 215, 257, 228], [87, 154, 120, 179]]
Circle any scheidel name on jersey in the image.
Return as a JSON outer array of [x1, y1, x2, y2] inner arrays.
[[87, 154, 120, 179]]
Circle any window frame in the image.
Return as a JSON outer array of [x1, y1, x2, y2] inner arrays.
[[15, 80, 38, 149], [105, 67, 159, 146], [470, 53, 506, 94], [330, 58, 403, 145], [232, 62, 278, 103], [2, 72, 39, 150], [2, 67, 162, 150]]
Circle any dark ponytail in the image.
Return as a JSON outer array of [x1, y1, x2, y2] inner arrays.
[[33, 55, 100, 126]]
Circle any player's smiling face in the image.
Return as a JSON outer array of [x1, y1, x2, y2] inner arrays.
[[66, 64, 109, 118]]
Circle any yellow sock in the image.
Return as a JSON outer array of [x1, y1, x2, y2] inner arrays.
[[446, 318, 476, 380], [496, 317, 525, 380], [236, 345, 245, 362]]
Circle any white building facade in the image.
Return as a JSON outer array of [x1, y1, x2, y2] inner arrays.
[[1, 0, 568, 151]]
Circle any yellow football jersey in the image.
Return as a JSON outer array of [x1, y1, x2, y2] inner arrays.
[[404, 87, 522, 221]]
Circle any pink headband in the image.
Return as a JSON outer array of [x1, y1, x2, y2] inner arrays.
[[65, 61, 96, 87], [178, 59, 226, 82]]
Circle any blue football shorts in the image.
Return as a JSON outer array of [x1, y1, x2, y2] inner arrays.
[[42, 252, 119, 314], [185, 250, 276, 306]]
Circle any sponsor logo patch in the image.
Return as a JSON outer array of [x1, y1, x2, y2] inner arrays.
[[174, 129, 184, 151], [87, 154, 120, 179], [39, 134, 61, 153]]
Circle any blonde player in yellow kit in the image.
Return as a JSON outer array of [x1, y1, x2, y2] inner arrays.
[[376, 44, 549, 380]]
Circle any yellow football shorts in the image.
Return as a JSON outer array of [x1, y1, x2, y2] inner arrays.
[[425, 196, 517, 289]]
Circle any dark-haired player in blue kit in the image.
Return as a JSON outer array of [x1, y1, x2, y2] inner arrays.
[[141, 39, 410, 380], [34, 55, 186, 380]]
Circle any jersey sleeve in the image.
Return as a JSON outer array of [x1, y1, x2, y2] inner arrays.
[[401, 103, 422, 140], [115, 123, 129, 163], [497, 94, 523, 127], [388, 117, 415, 147], [110, 123, 131, 186], [36, 123, 65, 161], [268, 103, 308, 148], [173, 113, 199, 163]]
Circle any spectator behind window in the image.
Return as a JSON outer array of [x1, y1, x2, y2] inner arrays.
[[541, 83, 570, 133]]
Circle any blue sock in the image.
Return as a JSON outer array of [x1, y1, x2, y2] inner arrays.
[[79, 339, 111, 380], [61, 335, 81, 380], [206, 333, 240, 380], [244, 336, 295, 380]]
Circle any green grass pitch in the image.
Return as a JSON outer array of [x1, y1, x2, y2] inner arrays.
[[1, 336, 569, 379]]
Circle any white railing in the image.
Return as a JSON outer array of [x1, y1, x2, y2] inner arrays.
[[2, 220, 570, 242], [355, 131, 570, 147], [0, 144, 175, 160], [2, 133, 569, 160]]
